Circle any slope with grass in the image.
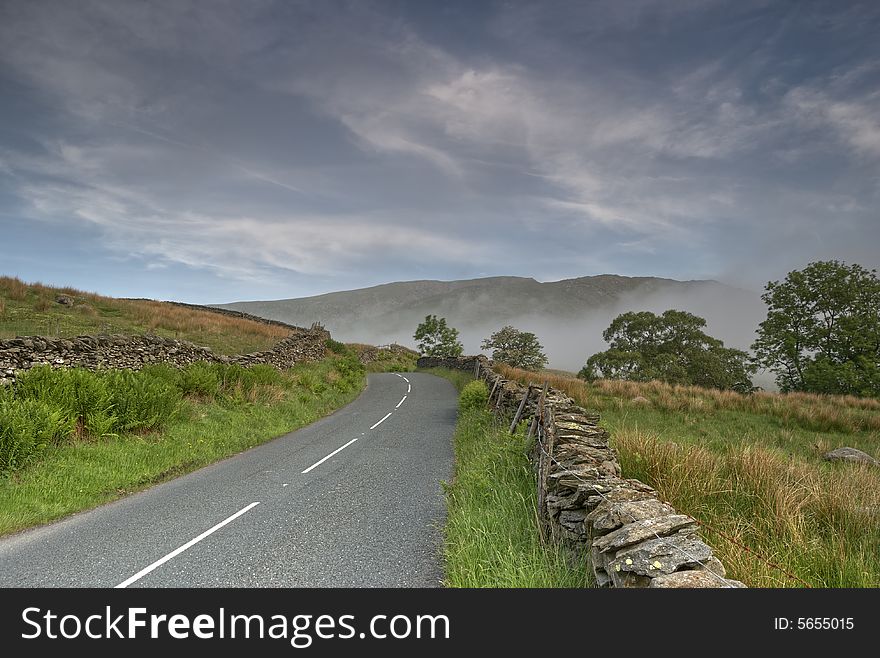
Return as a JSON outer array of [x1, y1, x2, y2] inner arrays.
[[495, 364, 880, 587], [0, 276, 291, 355]]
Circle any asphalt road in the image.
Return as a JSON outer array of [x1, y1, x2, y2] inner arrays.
[[0, 372, 458, 587]]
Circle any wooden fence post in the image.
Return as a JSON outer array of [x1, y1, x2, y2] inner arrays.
[[509, 384, 532, 434]]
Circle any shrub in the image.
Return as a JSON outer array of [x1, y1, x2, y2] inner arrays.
[[16, 366, 115, 436], [0, 398, 76, 472], [325, 338, 350, 356], [178, 362, 221, 398], [104, 370, 182, 433], [459, 380, 489, 411]]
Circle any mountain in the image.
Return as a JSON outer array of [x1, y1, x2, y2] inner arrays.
[[214, 275, 766, 372]]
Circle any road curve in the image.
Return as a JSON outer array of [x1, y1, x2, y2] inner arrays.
[[0, 372, 458, 587]]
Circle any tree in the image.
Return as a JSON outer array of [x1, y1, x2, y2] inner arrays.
[[413, 315, 463, 357], [580, 309, 754, 392], [751, 260, 880, 396], [481, 325, 548, 371]]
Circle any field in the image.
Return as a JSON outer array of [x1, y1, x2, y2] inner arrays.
[[0, 276, 290, 355], [496, 364, 880, 588]]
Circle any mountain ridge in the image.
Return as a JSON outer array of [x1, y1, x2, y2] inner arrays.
[[213, 274, 765, 372]]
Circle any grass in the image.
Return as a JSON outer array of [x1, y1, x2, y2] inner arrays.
[[0, 356, 366, 536], [426, 368, 591, 587], [496, 364, 880, 587], [0, 276, 290, 355]]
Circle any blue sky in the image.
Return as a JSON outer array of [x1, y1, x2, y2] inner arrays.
[[1, 0, 878, 303]]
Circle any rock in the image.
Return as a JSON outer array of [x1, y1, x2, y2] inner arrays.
[[690, 556, 727, 578], [650, 571, 746, 588], [586, 498, 677, 534], [609, 570, 652, 588], [55, 294, 75, 306], [609, 535, 714, 576], [593, 514, 699, 553], [823, 447, 879, 466]]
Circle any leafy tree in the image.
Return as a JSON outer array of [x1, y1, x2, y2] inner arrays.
[[751, 260, 880, 396], [481, 326, 548, 371], [580, 310, 754, 392], [413, 314, 463, 357]]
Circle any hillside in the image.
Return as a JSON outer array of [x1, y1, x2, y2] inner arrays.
[[215, 274, 766, 371], [0, 276, 291, 355]]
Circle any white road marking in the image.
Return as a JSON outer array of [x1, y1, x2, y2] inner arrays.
[[407, 383, 411, 393], [402, 376, 410, 383], [301, 437, 359, 474], [115, 502, 261, 588], [282, 484, 288, 487], [370, 412, 393, 430], [396, 395, 407, 408]]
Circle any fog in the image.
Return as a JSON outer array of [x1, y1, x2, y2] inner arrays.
[[325, 281, 776, 389]]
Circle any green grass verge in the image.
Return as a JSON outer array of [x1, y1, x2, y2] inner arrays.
[[425, 368, 591, 587], [0, 357, 365, 536]]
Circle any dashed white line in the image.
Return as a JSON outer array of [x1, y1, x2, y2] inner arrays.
[[370, 412, 393, 430], [407, 383, 411, 393], [396, 395, 407, 408], [301, 437, 359, 474], [115, 502, 261, 588], [402, 376, 410, 383]]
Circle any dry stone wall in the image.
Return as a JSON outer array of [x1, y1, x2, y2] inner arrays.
[[0, 325, 330, 386], [418, 355, 744, 589]]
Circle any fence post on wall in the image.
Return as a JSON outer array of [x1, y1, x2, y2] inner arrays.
[[487, 377, 500, 407], [473, 359, 480, 380], [538, 405, 556, 529], [509, 384, 532, 434]]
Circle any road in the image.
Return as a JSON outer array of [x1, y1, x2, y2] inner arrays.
[[0, 372, 458, 587]]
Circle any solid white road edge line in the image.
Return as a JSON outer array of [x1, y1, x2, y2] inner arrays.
[[396, 395, 407, 408], [370, 412, 393, 430], [115, 502, 261, 588], [301, 437, 359, 474]]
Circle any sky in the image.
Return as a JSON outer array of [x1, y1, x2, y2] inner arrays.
[[1, 0, 878, 304]]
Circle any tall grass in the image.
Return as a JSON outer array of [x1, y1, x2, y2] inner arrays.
[[422, 367, 591, 587], [444, 407, 592, 587], [615, 430, 880, 587]]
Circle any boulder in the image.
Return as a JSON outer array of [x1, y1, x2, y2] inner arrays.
[[55, 294, 75, 306], [823, 447, 879, 466]]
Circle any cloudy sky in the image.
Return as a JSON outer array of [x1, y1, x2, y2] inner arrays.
[[1, 0, 878, 303]]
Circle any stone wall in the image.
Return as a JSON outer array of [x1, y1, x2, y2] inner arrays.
[[418, 355, 744, 589], [0, 325, 330, 386]]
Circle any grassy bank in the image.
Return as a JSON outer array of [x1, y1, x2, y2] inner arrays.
[[0, 356, 365, 536], [426, 369, 591, 587], [0, 276, 289, 355], [496, 364, 880, 587]]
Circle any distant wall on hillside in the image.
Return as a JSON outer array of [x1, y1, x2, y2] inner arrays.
[[0, 324, 330, 386], [418, 355, 744, 589]]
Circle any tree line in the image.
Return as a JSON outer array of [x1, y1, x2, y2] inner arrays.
[[412, 260, 880, 398]]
